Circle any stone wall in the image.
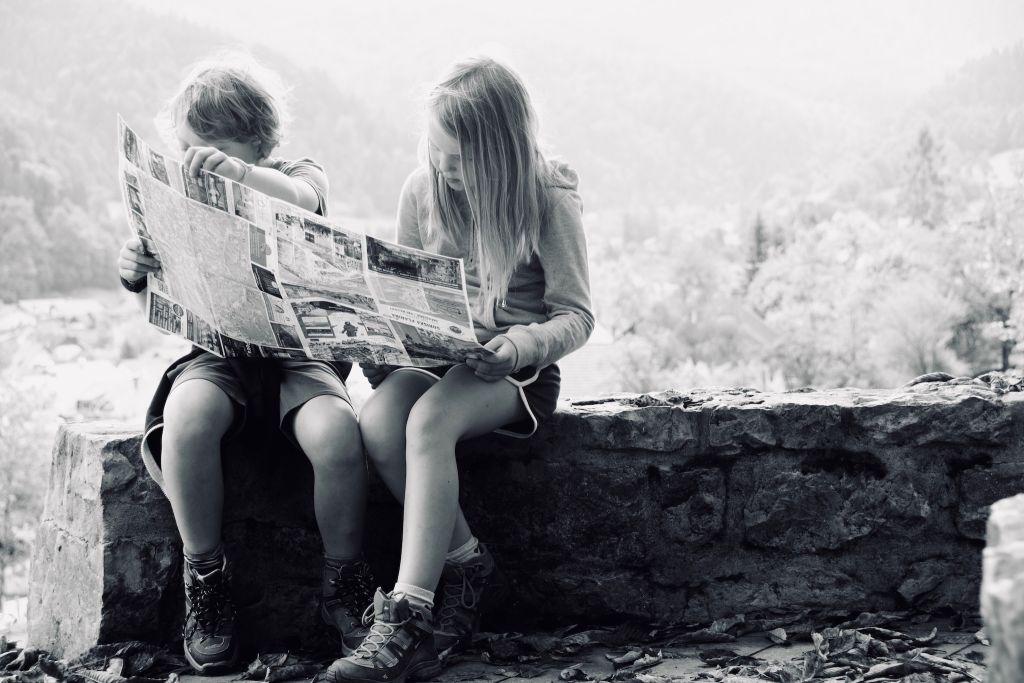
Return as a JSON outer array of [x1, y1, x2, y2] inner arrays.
[[28, 382, 1024, 657], [982, 493, 1024, 682]]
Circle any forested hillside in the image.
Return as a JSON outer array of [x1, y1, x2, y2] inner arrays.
[[0, 1, 409, 300]]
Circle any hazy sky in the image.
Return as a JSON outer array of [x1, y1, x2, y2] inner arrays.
[[136, 0, 1024, 111]]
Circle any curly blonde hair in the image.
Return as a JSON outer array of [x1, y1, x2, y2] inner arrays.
[[157, 52, 289, 160]]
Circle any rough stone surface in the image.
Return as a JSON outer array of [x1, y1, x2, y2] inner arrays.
[[982, 493, 1024, 683], [28, 381, 1024, 657]]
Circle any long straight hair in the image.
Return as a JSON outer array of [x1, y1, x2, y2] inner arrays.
[[427, 57, 554, 313]]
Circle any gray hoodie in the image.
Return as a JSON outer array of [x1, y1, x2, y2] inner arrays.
[[396, 162, 594, 371]]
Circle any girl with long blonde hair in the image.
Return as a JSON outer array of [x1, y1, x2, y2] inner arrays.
[[321, 57, 594, 683]]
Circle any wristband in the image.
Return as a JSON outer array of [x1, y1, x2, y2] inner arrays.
[[239, 161, 255, 183], [120, 275, 147, 293]]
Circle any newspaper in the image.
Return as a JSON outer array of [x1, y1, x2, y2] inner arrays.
[[117, 116, 488, 366]]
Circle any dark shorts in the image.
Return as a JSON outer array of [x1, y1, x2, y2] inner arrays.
[[391, 364, 560, 438], [167, 352, 352, 435], [141, 352, 352, 491]]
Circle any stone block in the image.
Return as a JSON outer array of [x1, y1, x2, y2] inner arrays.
[[982, 493, 1024, 683]]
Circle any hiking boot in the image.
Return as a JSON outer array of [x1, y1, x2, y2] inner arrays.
[[316, 589, 441, 683], [321, 559, 375, 655], [434, 543, 504, 657], [182, 555, 240, 674]]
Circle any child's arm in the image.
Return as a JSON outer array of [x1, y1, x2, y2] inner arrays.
[[500, 191, 595, 370], [396, 170, 426, 249], [185, 147, 323, 214]]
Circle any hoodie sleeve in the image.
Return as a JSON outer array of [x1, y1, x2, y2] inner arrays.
[[396, 169, 425, 249], [502, 189, 595, 370]]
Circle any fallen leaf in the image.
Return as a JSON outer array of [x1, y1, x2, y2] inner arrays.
[[801, 651, 825, 680], [838, 611, 907, 629], [517, 634, 560, 654], [557, 664, 590, 681], [606, 650, 643, 669], [35, 658, 67, 681], [863, 661, 911, 680], [4, 650, 42, 673], [632, 674, 669, 683], [264, 664, 321, 683], [74, 669, 125, 683], [698, 649, 740, 666], [240, 654, 292, 681], [896, 674, 944, 683]]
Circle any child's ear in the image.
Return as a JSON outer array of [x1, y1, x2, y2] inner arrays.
[[254, 139, 272, 160]]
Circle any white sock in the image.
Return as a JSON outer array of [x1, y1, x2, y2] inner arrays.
[[445, 536, 480, 565], [392, 582, 434, 610]]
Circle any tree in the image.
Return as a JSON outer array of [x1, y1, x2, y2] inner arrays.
[[0, 197, 52, 301], [951, 155, 1024, 371], [900, 127, 948, 229], [747, 211, 964, 388], [745, 212, 769, 289], [591, 207, 773, 392], [0, 369, 54, 600]]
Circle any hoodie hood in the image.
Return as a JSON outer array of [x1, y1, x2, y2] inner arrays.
[[547, 158, 580, 192]]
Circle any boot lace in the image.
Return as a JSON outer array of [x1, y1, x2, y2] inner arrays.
[[184, 576, 232, 639], [353, 604, 398, 659], [438, 564, 481, 625], [326, 562, 375, 612]]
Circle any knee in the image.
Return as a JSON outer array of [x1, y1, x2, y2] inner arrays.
[[359, 391, 407, 463], [294, 398, 364, 472], [406, 399, 459, 453], [162, 389, 232, 455]]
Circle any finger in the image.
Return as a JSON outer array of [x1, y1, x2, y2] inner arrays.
[[482, 336, 507, 352], [119, 263, 156, 279], [203, 151, 228, 172], [120, 254, 160, 270], [123, 248, 161, 265], [476, 348, 515, 366], [189, 148, 214, 177], [183, 147, 197, 170], [472, 370, 503, 383]]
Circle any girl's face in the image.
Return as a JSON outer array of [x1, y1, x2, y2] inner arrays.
[[176, 121, 261, 164], [427, 115, 468, 192]]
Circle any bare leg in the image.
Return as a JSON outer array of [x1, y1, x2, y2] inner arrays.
[[397, 365, 526, 592], [161, 379, 235, 556], [360, 371, 474, 551], [289, 395, 367, 559]]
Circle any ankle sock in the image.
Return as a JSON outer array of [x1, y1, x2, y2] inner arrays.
[[445, 536, 481, 565], [392, 582, 434, 610], [185, 544, 224, 573]]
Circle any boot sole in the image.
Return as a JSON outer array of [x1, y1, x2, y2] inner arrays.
[[184, 646, 240, 675], [325, 658, 442, 683]]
